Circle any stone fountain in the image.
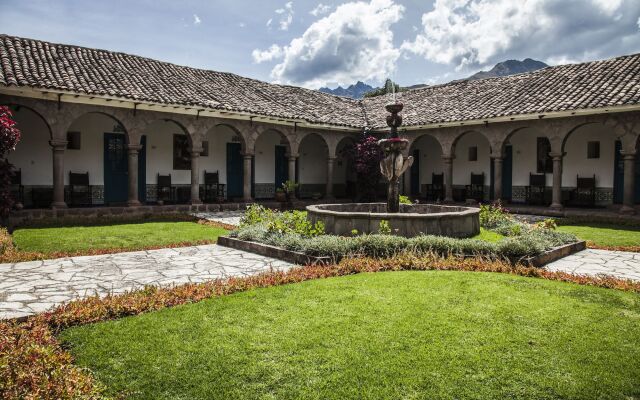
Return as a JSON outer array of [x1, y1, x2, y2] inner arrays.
[[306, 98, 480, 238]]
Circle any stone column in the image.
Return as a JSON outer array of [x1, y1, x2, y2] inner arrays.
[[550, 152, 563, 209], [126, 144, 143, 206], [189, 147, 203, 205], [326, 157, 335, 199], [288, 155, 297, 199], [620, 150, 637, 214], [443, 155, 454, 203], [493, 156, 503, 201], [243, 154, 253, 202], [50, 140, 67, 209]]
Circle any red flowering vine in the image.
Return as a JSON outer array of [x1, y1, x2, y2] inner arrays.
[[0, 106, 21, 216]]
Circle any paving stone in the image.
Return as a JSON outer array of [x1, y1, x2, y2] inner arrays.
[[0, 213, 292, 320], [545, 249, 640, 282]]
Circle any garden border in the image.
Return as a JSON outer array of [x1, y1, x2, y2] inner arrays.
[[218, 236, 587, 267]]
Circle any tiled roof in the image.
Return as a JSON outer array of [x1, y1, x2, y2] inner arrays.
[[0, 35, 365, 128], [1, 34, 639, 130], [363, 53, 640, 129]]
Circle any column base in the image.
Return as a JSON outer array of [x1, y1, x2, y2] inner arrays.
[[127, 200, 142, 207], [549, 203, 563, 210], [443, 198, 454, 204], [51, 202, 67, 209], [189, 200, 203, 206], [619, 205, 636, 215], [242, 197, 254, 203]]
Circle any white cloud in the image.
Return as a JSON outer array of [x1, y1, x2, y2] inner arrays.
[[402, 0, 640, 70], [193, 14, 201, 25], [266, 18, 273, 28], [252, 44, 284, 63], [255, 0, 404, 88], [310, 3, 332, 16], [239, 22, 246, 28], [273, 2, 294, 31]]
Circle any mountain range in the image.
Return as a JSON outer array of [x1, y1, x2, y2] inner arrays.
[[318, 58, 549, 98]]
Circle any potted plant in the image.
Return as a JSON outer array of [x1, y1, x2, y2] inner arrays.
[[282, 180, 298, 205], [275, 187, 287, 202]]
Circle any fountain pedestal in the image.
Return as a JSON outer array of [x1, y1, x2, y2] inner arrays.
[[379, 102, 412, 212]]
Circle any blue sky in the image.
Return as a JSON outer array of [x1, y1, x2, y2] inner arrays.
[[1, 0, 639, 89]]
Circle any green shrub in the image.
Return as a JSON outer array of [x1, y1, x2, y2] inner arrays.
[[399, 195, 411, 205], [378, 220, 391, 235], [479, 201, 513, 230]]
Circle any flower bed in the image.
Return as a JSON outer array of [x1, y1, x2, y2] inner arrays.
[[230, 204, 580, 263], [2, 254, 639, 399]]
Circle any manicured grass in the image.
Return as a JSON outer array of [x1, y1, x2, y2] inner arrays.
[[471, 227, 504, 242], [60, 271, 640, 400], [558, 223, 640, 248], [12, 221, 228, 255]]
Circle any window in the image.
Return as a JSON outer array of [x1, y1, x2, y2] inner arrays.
[[173, 134, 191, 170], [468, 146, 478, 161], [587, 141, 600, 159], [67, 131, 81, 150], [536, 137, 553, 173], [201, 141, 209, 157]]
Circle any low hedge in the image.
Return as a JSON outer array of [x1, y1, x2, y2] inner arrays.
[[231, 224, 578, 261]]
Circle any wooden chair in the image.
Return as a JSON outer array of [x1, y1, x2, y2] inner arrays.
[[204, 170, 225, 202], [573, 174, 596, 207], [465, 173, 484, 202], [157, 174, 174, 203], [525, 173, 546, 205], [425, 173, 444, 201], [69, 172, 91, 206], [10, 168, 24, 205]]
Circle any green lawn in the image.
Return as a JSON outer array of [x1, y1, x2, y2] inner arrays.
[[558, 223, 640, 248], [12, 221, 228, 255], [472, 227, 504, 242], [60, 271, 640, 400]]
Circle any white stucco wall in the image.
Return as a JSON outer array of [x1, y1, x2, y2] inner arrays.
[[144, 120, 190, 185], [254, 130, 282, 184], [453, 131, 491, 185], [200, 124, 239, 185], [299, 134, 328, 184], [507, 127, 553, 187], [333, 138, 355, 184], [562, 124, 615, 188], [411, 134, 444, 185], [64, 113, 120, 185], [8, 107, 52, 185]]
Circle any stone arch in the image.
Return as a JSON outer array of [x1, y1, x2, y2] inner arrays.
[[248, 126, 294, 155], [450, 129, 494, 155], [1, 103, 53, 139], [252, 127, 294, 199], [406, 132, 445, 196], [450, 129, 492, 196], [499, 126, 530, 156], [298, 132, 330, 198]]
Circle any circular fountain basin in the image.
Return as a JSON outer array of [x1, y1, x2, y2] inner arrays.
[[306, 203, 480, 238]]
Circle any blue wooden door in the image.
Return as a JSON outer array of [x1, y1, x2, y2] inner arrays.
[[104, 133, 128, 204], [613, 141, 624, 204], [410, 149, 420, 195], [138, 135, 147, 203], [226, 143, 243, 199], [502, 145, 513, 201], [275, 145, 288, 191]]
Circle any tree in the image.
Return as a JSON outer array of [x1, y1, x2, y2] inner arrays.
[[362, 78, 406, 98], [0, 106, 21, 216], [346, 130, 383, 202]]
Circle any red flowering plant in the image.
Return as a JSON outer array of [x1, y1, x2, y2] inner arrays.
[[0, 106, 21, 217], [345, 130, 384, 202]]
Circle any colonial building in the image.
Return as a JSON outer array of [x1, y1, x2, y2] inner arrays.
[[0, 34, 639, 215]]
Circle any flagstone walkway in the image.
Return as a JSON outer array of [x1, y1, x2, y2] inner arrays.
[[0, 245, 293, 320], [545, 249, 640, 282]]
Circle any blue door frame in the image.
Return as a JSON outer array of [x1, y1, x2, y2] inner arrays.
[[226, 142, 243, 199], [275, 145, 288, 191], [104, 133, 128, 204], [138, 135, 146, 203]]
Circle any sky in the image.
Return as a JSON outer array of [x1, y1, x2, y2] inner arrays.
[[1, 0, 639, 90]]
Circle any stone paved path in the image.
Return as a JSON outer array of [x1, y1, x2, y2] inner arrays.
[[0, 245, 292, 320], [545, 249, 640, 281], [192, 211, 245, 227]]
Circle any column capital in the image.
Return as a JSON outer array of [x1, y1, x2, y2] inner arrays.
[[549, 151, 563, 159], [189, 146, 203, 156], [620, 150, 637, 159], [327, 156, 336, 162], [288, 154, 299, 160], [49, 139, 68, 150], [442, 154, 454, 162], [126, 144, 143, 153]]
